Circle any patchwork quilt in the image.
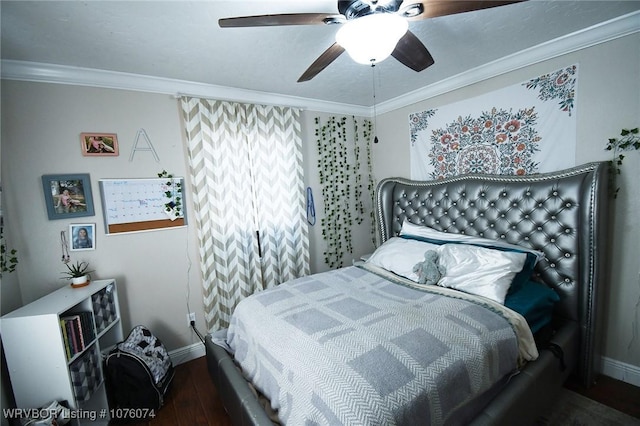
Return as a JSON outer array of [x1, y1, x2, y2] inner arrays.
[[214, 265, 537, 425]]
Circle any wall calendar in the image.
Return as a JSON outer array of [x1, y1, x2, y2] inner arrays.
[[99, 178, 186, 234]]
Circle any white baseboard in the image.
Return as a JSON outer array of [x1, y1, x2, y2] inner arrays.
[[169, 341, 205, 366], [600, 356, 640, 387]]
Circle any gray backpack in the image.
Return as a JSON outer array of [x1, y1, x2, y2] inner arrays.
[[104, 325, 174, 423]]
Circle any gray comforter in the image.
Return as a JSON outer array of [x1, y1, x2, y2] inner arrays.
[[213, 265, 537, 425]]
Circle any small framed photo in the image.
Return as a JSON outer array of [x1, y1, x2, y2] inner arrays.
[[70, 223, 96, 251], [42, 174, 95, 220], [80, 132, 119, 156]]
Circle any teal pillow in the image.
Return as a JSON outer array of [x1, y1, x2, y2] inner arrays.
[[504, 280, 560, 334], [507, 252, 538, 295]]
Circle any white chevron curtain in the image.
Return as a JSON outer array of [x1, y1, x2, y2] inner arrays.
[[180, 97, 310, 331]]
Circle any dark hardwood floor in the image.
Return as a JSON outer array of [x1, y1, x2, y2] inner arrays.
[[124, 356, 231, 426], [565, 373, 640, 419], [127, 356, 640, 425]]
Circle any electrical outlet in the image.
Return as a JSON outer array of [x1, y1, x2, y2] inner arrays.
[[187, 312, 196, 326]]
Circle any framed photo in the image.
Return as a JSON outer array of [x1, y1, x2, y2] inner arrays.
[[70, 223, 95, 251], [42, 174, 95, 220], [80, 132, 119, 156]]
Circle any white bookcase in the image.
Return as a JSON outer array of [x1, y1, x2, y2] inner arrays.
[[1, 279, 122, 425]]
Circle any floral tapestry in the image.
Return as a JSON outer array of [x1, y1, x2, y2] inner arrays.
[[409, 65, 578, 179]]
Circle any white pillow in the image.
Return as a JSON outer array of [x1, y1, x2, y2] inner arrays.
[[366, 237, 439, 282], [400, 221, 544, 261], [366, 235, 528, 304], [437, 244, 527, 304]]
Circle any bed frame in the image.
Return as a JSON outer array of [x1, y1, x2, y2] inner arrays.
[[205, 161, 610, 425]]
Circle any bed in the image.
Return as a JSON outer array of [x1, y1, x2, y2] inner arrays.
[[205, 161, 610, 425]]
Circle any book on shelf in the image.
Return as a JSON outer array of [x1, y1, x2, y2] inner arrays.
[[60, 319, 72, 360], [60, 311, 95, 360], [77, 312, 94, 343]]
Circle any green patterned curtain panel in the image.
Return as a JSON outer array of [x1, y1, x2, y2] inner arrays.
[[180, 97, 310, 331]]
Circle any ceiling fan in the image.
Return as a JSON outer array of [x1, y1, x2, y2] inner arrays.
[[219, 0, 524, 82]]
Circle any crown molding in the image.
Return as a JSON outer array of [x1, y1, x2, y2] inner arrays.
[[376, 10, 640, 115], [0, 60, 370, 116], [2, 11, 638, 117]]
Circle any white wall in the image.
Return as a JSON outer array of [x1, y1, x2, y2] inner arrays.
[[0, 82, 372, 348], [1, 82, 205, 354], [373, 33, 640, 377]]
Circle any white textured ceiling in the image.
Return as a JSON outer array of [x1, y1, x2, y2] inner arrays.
[[2, 1, 639, 107]]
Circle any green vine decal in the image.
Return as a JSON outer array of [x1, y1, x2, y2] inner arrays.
[[316, 116, 375, 268], [1, 223, 18, 276], [157, 170, 183, 216], [605, 127, 639, 198]]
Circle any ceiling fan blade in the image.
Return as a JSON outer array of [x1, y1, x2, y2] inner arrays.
[[400, 0, 525, 21], [298, 43, 346, 82], [391, 30, 434, 72], [219, 13, 341, 28]]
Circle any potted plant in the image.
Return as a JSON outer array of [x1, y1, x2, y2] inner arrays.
[[61, 261, 93, 288]]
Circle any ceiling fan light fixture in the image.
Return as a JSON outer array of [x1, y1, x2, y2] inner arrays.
[[336, 13, 408, 65]]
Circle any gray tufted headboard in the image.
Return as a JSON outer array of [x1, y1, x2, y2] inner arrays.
[[375, 161, 610, 386]]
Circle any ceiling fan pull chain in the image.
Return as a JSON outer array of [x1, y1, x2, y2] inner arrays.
[[372, 64, 379, 144]]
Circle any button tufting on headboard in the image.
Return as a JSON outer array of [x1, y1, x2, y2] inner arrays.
[[374, 162, 610, 388]]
